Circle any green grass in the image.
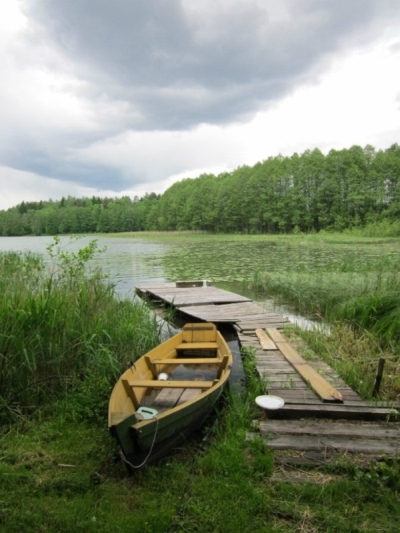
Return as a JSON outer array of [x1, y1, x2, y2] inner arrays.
[[1, 234, 400, 532], [249, 250, 400, 400], [0, 239, 162, 425], [109, 230, 400, 245], [1, 382, 399, 533]]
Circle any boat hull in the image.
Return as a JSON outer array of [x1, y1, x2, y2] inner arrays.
[[113, 387, 222, 469], [108, 323, 232, 470]]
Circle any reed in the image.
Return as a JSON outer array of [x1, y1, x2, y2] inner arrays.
[[0, 239, 161, 424], [251, 255, 400, 350]]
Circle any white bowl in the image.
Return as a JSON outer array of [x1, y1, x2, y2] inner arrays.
[[255, 395, 285, 410]]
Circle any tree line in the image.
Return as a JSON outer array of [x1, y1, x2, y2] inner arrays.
[[1, 143, 400, 236]]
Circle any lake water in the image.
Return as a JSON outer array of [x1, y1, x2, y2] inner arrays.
[[0, 234, 337, 330], [0, 235, 169, 298]]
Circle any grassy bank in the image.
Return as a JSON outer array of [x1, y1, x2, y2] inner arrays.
[[1, 395, 399, 532], [1, 346, 399, 533]]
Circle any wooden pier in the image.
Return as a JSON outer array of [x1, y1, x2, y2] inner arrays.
[[135, 282, 288, 327], [136, 281, 399, 461]]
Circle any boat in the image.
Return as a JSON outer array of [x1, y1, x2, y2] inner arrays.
[[108, 322, 233, 470]]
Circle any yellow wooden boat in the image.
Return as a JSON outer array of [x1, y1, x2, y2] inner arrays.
[[108, 323, 232, 470]]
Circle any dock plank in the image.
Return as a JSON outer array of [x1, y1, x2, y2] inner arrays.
[[142, 286, 251, 307], [277, 342, 343, 403], [248, 434, 400, 454], [267, 403, 397, 421], [258, 420, 400, 438], [255, 329, 277, 350]]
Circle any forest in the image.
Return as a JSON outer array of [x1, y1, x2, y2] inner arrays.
[[1, 143, 400, 236]]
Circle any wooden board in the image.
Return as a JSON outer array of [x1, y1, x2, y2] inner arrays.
[[153, 357, 220, 365], [267, 403, 397, 421], [266, 328, 286, 343], [255, 329, 277, 350], [125, 379, 215, 389], [177, 388, 203, 405], [181, 306, 286, 325], [258, 419, 400, 439], [264, 388, 364, 402], [277, 342, 343, 403], [137, 286, 251, 307], [176, 342, 218, 350], [152, 388, 184, 408], [247, 433, 400, 455], [277, 342, 307, 365]]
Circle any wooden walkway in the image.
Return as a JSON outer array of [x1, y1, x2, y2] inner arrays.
[[135, 283, 288, 327], [136, 282, 399, 460]]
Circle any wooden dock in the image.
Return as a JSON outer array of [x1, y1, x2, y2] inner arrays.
[[135, 283, 288, 327], [136, 282, 399, 461]]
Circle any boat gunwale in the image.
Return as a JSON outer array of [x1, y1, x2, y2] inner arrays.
[[108, 323, 232, 431]]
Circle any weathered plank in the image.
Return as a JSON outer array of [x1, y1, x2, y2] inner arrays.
[[255, 329, 277, 350], [267, 403, 398, 421], [264, 388, 319, 399], [152, 388, 184, 408], [176, 388, 203, 404], [247, 433, 400, 454], [142, 286, 252, 307], [258, 373, 306, 381], [277, 342, 343, 403], [266, 388, 363, 400], [266, 328, 286, 343], [239, 323, 288, 331], [257, 420, 400, 439], [253, 352, 287, 359], [256, 368, 300, 375]]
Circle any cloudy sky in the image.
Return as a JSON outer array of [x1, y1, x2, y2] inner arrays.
[[1, 0, 400, 210]]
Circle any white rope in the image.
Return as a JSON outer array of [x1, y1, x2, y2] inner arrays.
[[119, 415, 159, 470]]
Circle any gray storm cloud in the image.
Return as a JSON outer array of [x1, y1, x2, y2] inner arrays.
[[24, 0, 396, 129], [1, 0, 399, 194]]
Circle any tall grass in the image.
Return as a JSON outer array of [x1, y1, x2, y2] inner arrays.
[[0, 238, 162, 424], [250, 252, 400, 399], [251, 254, 400, 350]]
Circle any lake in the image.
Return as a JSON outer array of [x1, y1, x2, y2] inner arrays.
[[2, 232, 397, 329], [0, 235, 169, 298]]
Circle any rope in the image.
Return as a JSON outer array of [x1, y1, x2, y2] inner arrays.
[[119, 415, 159, 470]]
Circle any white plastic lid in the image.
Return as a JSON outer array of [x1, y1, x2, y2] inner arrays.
[[255, 395, 285, 410]]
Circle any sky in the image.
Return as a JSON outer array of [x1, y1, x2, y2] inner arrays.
[[1, 0, 400, 210]]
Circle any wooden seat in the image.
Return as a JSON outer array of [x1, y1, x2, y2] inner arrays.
[[153, 357, 221, 365], [123, 379, 216, 390], [176, 342, 219, 350]]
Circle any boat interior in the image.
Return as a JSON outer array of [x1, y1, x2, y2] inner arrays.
[[117, 323, 231, 419]]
